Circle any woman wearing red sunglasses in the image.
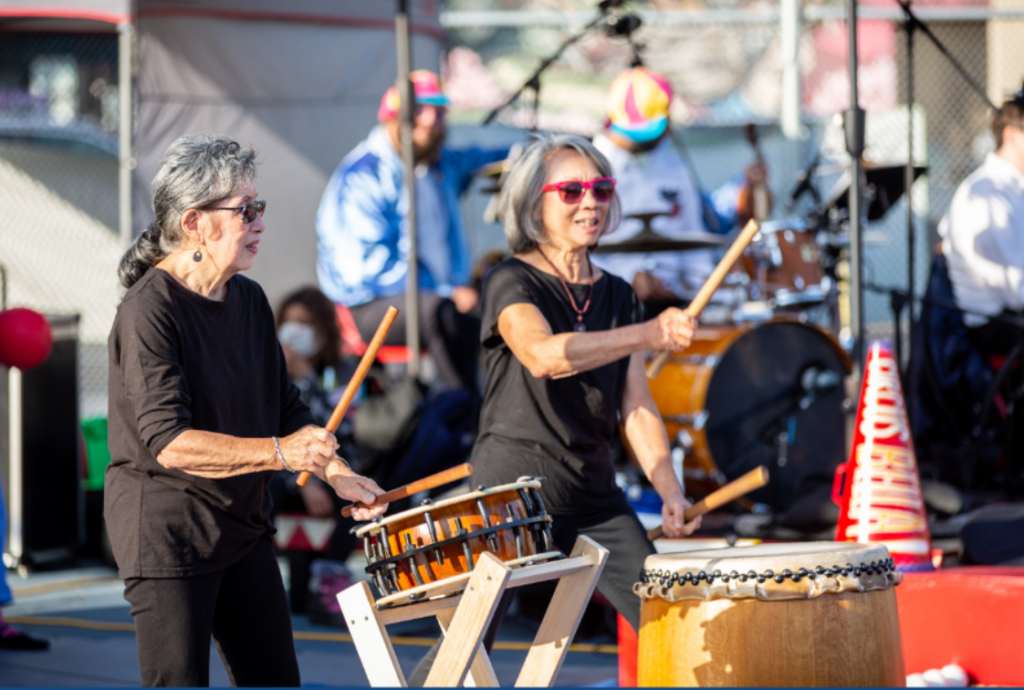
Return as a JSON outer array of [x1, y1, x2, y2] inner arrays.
[[409, 134, 702, 683]]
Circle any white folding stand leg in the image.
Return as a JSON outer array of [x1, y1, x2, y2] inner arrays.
[[337, 581, 407, 687], [435, 607, 499, 687], [339, 535, 608, 689], [515, 536, 608, 687], [425, 552, 511, 687]]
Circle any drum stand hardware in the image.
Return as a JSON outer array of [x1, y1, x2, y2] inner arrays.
[[338, 535, 609, 687]]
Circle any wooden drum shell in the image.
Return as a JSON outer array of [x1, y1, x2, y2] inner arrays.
[[638, 588, 905, 687], [355, 480, 559, 605], [381, 489, 540, 592]]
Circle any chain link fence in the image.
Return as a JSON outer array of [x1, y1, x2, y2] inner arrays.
[[444, 0, 1024, 357], [0, 29, 123, 419]]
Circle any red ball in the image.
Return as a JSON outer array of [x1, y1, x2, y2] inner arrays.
[[0, 308, 53, 370]]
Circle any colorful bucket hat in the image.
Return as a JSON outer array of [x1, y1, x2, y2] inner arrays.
[[606, 67, 673, 143], [377, 70, 450, 121]]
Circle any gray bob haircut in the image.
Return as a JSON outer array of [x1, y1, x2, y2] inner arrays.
[[497, 134, 621, 254], [118, 134, 258, 289]]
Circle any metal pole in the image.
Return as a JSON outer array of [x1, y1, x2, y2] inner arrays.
[[396, 0, 420, 378], [780, 0, 802, 139], [846, 0, 866, 370], [905, 15, 916, 378], [118, 22, 134, 247]]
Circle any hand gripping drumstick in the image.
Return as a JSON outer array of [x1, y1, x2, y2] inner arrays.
[[295, 306, 399, 487], [646, 219, 761, 380], [340, 462, 473, 518], [646, 465, 769, 541]]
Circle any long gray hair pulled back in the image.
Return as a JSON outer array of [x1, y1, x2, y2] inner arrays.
[[118, 134, 258, 289], [497, 134, 621, 254]]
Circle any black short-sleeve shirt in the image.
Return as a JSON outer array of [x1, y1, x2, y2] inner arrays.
[[105, 269, 317, 579], [471, 258, 643, 514]]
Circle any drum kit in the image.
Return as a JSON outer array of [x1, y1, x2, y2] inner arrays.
[[604, 210, 853, 516], [630, 159, 924, 516]]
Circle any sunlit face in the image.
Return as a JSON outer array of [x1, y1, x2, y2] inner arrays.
[[539, 149, 609, 251], [195, 183, 265, 275]]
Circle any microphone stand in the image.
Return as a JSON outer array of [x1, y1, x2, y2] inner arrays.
[[482, 0, 630, 128]]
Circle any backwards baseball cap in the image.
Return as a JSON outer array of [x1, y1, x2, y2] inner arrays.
[[606, 67, 673, 143], [377, 70, 450, 122]]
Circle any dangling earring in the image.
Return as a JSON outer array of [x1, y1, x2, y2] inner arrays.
[[192, 249, 203, 262]]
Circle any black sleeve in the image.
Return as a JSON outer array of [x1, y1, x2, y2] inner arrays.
[[479, 261, 538, 349], [116, 297, 192, 458]]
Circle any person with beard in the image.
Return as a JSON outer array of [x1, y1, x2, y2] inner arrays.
[[316, 70, 509, 391]]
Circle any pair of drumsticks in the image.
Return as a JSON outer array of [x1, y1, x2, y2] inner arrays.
[[302, 220, 767, 530]]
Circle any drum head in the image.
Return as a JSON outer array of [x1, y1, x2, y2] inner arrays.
[[704, 321, 848, 512]]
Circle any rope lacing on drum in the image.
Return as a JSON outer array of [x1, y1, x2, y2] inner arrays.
[[638, 558, 898, 587]]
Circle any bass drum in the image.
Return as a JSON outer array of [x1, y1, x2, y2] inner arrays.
[[647, 317, 850, 512]]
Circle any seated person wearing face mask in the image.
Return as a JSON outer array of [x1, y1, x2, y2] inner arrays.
[[269, 287, 359, 624]]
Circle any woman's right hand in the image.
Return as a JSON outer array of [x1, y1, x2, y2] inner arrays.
[[645, 307, 697, 352], [278, 425, 338, 475]]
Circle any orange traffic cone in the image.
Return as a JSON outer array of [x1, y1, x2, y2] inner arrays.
[[832, 340, 934, 570]]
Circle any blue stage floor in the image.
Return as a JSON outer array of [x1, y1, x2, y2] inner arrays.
[[0, 563, 619, 687]]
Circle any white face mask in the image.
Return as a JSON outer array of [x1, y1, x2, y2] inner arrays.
[[278, 321, 320, 358]]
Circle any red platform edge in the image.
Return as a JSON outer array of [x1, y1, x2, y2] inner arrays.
[[617, 566, 1024, 687]]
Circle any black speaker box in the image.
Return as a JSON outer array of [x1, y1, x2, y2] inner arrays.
[[1, 314, 83, 570]]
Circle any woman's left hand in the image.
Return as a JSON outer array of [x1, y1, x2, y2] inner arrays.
[[324, 459, 389, 521], [661, 494, 702, 539]]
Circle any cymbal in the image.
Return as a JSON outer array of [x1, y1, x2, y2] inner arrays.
[[592, 227, 727, 254]]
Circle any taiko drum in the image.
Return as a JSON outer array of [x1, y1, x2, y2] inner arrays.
[[635, 542, 905, 687], [354, 478, 561, 607]]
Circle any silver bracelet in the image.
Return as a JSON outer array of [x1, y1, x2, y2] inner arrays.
[[272, 436, 295, 473]]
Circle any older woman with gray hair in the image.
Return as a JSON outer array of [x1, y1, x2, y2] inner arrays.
[[477, 134, 703, 621], [107, 134, 387, 687], [409, 134, 702, 684]]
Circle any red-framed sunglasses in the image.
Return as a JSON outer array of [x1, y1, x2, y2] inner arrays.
[[542, 178, 616, 204]]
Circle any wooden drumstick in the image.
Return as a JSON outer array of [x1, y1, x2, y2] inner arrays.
[[340, 462, 474, 518], [646, 219, 761, 380], [295, 306, 399, 487], [646, 465, 769, 541]]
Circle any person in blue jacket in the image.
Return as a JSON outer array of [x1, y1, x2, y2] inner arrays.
[[316, 70, 508, 392]]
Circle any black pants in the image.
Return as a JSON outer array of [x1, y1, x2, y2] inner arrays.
[[967, 314, 1024, 358], [349, 292, 480, 392], [407, 502, 654, 686], [123, 536, 299, 687]]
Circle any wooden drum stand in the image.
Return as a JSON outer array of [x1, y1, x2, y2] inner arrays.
[[338, 536, 608, 687]]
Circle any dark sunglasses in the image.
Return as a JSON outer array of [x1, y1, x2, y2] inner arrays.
[[542, 178, 616, 204], [210, 199, 266, 223]]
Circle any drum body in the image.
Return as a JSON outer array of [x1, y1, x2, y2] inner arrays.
[[742, 218, 828, 308], [646, 317, 850, 510], [636, 542, 905, 687], [354, 479, 559, 606]]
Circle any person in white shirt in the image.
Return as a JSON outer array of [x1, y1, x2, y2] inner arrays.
[[940, 90, 1024, 355], [591, 67, 766, 314]]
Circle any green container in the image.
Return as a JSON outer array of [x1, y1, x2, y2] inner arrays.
[[81, 416, 111, 492]]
